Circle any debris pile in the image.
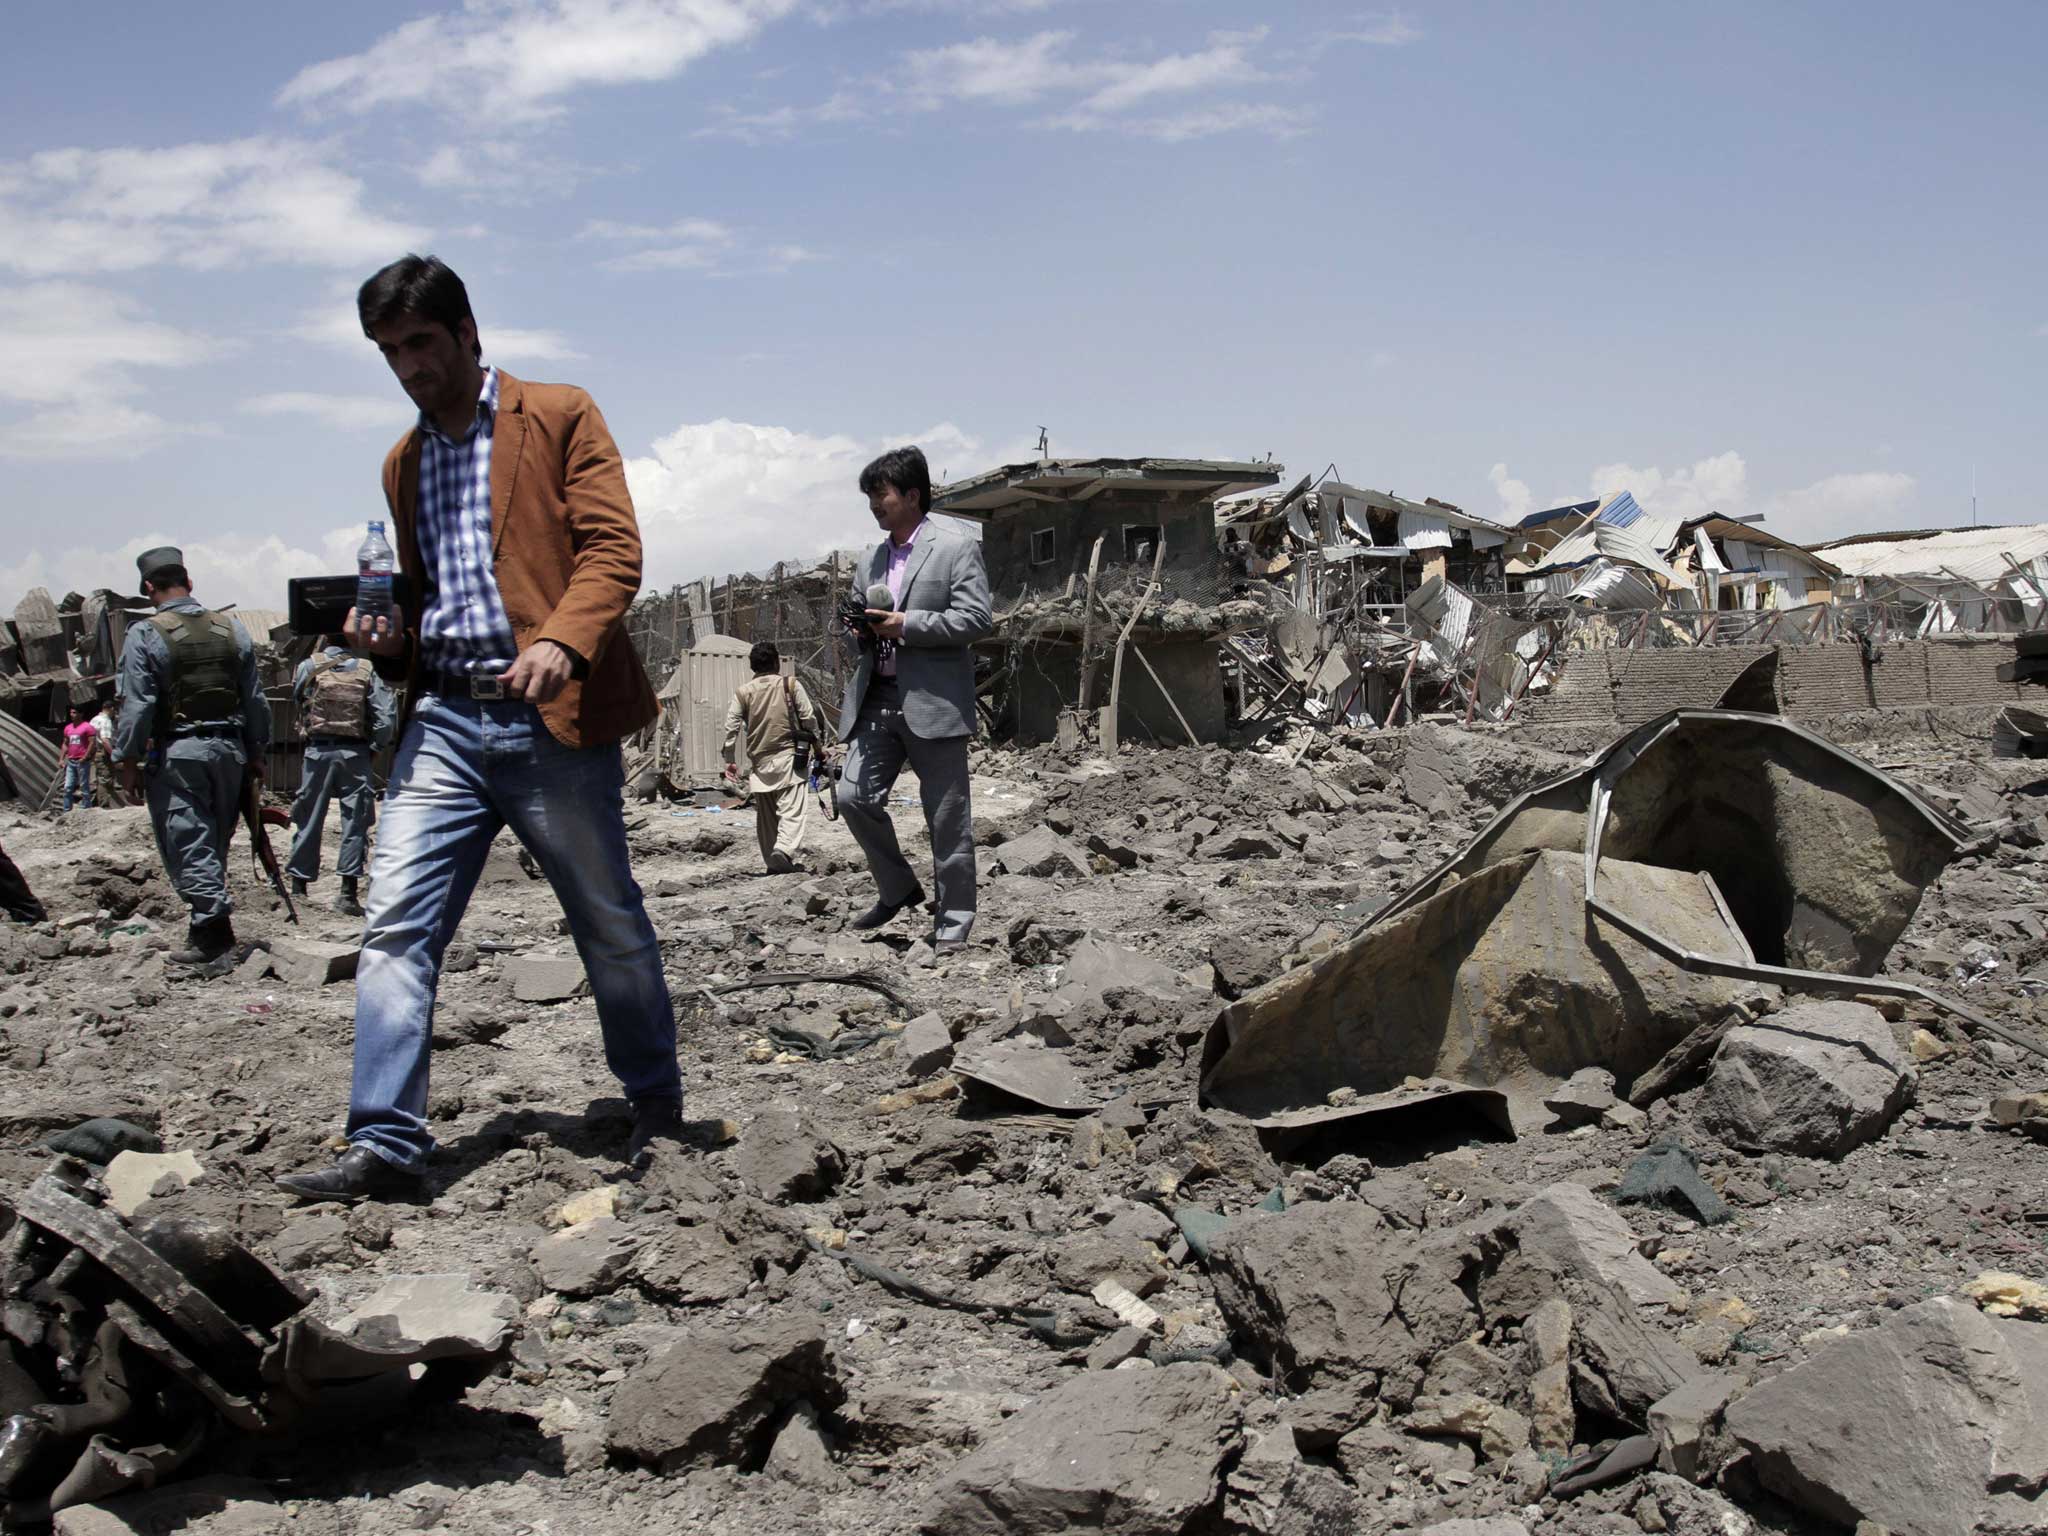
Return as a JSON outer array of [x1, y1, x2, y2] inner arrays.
[[0, 705, 2041, 1535]]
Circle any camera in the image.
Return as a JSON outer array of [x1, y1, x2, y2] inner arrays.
[[839, 594, 874, 640]]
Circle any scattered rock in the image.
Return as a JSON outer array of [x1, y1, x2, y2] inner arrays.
[[1509, 1182, 1684, 1307], [101, 1149, 202, 1216], [899, 1012, 956, 1078], [917, 1362, 1242, 1535], [1693, 999, 1915, 1158], [764, 1398, 845, 1490], [272, 1213, 353, 1272], [995, 825, 1092, 879], [51, 1476, 278, 1536], [266, 937, 360, 986], [531, 1216, 641, 1296], [508, 954, 588, 1004], [1726, 1297, 2048, 1536], [735, 1109, 846, 1202], [1544, 1067, 1620, 1128], [334, 1273, 518, 1356], [1962, 1270, 2048, 1320], [1211, 1201, 1474, 1388], [608, 1319, 843, 1474]]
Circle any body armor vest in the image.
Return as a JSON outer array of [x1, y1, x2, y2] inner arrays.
[[149, 610, 240, 729]]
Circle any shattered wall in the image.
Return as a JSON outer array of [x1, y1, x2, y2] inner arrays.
[[1009, 636, 1229, 746], [981, 492, 1218, 600], [1526, 637, 2023, 728]]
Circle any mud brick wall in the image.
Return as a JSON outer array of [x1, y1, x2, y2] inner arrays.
[[1521, 650, 1616, 726], [1608, 646, 1775, 725]]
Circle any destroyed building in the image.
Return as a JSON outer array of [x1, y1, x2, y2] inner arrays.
[[1817, 522, 2048, 636], [932, 456, 1283, 747]]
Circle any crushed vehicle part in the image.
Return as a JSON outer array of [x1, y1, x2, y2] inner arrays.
[[0, 1159, 513, 1523], [1201, 709, 2044, 1138]]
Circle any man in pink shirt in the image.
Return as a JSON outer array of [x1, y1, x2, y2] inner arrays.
[[61, 705, 96, 813]]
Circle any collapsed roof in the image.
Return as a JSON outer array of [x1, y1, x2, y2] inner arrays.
[[934, 458, 1281, 519]]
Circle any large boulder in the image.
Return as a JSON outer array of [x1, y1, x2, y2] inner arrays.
[[918, 1362, 1241, 1535], [1210, 1201, 1474, 1390], [1693, 999, 1914, 1157], [1725, 1297, 2048, 1536], [607, 1319, 843, 1474]]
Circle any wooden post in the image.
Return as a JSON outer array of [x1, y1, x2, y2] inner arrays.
[[1068, 534, 1106, 742], [1100, 536, 1166, 755]]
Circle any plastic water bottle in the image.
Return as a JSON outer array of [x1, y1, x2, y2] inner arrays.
[[356, 520, 396, 626]]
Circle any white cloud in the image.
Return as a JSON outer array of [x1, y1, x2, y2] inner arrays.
[[0, 405, 193, 463], [0, 525, 362, 610], [292, 299, 585, 362], [1488, 462, 1532, 523], [0, 138, 423, 275], [580, 217, 822, 274], [624, 416, 980, 586], [903, 30, 1076, 106], [1079, 101, 1312, 143], [0, 283, 219, 460], [1069, 28, 1267, 116], [280, 0, 802, 119], [1589, 450, 1750, 522], [241, 392, 414, 431], [1764, 470, 1919, 543], [693, 90, 866, 143], [0, 283, 217, 406], [1321, 10, 1421, 48], [1582, 450, 1919, 542]]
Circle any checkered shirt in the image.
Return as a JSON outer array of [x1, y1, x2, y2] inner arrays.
[[414, 366, 518, 675]]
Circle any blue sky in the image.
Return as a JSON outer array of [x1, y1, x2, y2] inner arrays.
[[2, 0, 2043, 607]]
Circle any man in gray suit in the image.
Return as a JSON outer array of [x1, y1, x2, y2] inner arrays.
[[839, 447, 992, 953]]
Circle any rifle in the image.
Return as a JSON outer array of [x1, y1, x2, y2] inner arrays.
[[238, 766, 298, 924]]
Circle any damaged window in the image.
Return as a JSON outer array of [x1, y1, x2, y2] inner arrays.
[[1122, 524, 1162, 563], [1030, 528, 1056, 565]]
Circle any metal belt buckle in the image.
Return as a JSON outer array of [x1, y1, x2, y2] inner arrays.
[[471, 674, 505, 700]]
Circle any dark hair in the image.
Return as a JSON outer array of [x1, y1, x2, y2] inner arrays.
[[146, 565, 191, 592], [858, 446, 931, 514], [749, 641, 780, 673], [358, 254, 480, 362], [69, 704, 83, 717]]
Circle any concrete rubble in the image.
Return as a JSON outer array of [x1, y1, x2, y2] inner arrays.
[[0, 703, 2044, 1534]]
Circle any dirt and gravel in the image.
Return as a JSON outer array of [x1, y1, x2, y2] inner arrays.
[[0, 705, 2043, 1535]]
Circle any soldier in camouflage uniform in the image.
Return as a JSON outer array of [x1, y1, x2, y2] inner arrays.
[[110, 547, 271, 965]]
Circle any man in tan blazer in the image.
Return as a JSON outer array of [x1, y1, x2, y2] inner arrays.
[[280, 254, 681, 1203]]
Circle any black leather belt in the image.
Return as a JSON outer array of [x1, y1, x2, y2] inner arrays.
[[174, 723, 240, 739], [424, 669, 510, 700]]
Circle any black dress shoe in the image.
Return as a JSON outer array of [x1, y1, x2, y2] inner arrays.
[[333, 877, 364, 917], [849, 886, 926, 931], [275, 1145, 421, 1204], [626, 1099, 685, 1163]]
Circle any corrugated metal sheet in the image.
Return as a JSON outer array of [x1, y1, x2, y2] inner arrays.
[[1597, 490, 1644, 528], [654, 636, 794, 786], [0, 711, 60, 809], [1821, 524, 2048, 584]]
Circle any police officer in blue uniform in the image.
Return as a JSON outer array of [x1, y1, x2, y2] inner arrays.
[[287, 636, 396, 916], [110, 547, 271, 965]]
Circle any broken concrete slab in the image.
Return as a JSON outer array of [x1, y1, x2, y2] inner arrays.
[[1508, 1182, 1684, 1308], [735, 1109, 845, 1203], [898, 1011, 955, 1078], [1058, 933, 1188, 1005], [333, 1273, 519, 1358], [508, 953, 588, 1003], [101, 1148, 202, 1216], [954, 1035, 1101, 1115], [1725, 1296, 2048, 1536], [917, 1362, 1242, 1536], [1693, 999, 1915, 1158], [531, 1215, 641, 1296], [265, 936, 359, 986], [607, 1319, 844, 1474], [1647, 1371, 1738, 1482], [1210, 1200, 1474, 1389]]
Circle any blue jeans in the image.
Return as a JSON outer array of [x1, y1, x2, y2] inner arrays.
[[62, 760, 91, 812], [346, 695, 679, 1171]]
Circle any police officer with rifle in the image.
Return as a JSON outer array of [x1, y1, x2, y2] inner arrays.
[[110, 547, 274, 965]]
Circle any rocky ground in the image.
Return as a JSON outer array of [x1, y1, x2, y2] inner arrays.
[[0, 705, 2044, 1536]]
